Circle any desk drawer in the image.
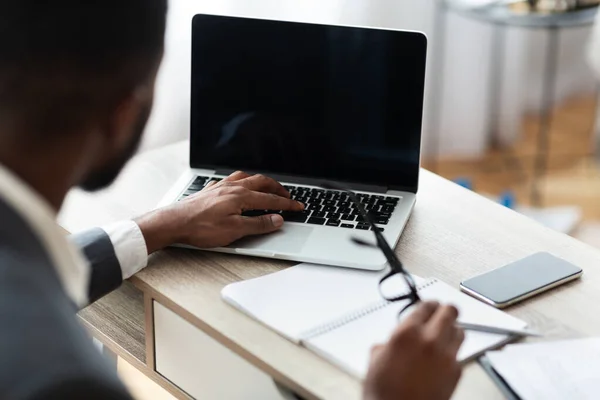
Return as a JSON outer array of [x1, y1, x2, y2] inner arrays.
[[153, 301, 284, 399]]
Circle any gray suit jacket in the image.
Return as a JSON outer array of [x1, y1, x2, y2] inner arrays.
[[0, 197, 133, 399]]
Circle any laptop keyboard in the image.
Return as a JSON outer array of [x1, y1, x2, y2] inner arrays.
[[178, 176, 401, 231]]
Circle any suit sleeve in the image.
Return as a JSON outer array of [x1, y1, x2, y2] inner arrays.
[[70, 221, 148, 304]]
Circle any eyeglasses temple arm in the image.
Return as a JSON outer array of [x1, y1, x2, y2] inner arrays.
[[322, 181, 420, 300]]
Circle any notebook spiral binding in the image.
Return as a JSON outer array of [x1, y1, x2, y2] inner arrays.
[[299, 279, 438, 341]]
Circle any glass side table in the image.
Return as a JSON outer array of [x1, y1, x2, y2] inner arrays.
[[429, 0, 598, 205]]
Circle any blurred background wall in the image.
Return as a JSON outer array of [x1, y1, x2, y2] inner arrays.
[[142, 0, 597, 158]]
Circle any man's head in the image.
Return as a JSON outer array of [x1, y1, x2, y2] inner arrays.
[[0, 0, 167, 192]]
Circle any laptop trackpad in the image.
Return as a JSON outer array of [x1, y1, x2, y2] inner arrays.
[[228, 224, 313, 254]]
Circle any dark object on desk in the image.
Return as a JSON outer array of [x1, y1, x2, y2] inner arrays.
[[161, 13, 428, 270], [460, 252, 582, 308], [478, 356, 522, 400]]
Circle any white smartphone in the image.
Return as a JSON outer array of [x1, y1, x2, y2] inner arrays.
[[460, 252, 583, 308]]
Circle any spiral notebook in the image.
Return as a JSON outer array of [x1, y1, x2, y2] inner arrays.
[[222, 263, 527, 378]]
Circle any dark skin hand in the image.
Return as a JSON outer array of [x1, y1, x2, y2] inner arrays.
[[134, 171, 304, 254], [364, 302, 465, 400]]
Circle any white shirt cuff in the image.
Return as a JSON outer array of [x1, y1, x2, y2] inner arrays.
[[102, 220, 148, 280]]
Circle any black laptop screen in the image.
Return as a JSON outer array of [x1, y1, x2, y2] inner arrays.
[[190, 15, 427, 192]]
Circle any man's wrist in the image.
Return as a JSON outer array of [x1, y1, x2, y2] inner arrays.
[[134, 207, 184, 255]]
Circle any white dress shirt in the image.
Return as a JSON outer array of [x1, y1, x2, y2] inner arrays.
[[101, 220, 149, 280]]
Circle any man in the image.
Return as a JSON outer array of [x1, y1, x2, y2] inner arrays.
[[0, 1, 464, 399]]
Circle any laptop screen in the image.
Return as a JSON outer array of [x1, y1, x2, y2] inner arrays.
[[190, 14, 427, 192]]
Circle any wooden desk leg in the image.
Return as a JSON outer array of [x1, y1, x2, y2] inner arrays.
[[141, 292, 192, 400], [145, 292, 156, 372]]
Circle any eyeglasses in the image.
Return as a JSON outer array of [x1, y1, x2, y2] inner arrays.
[[321, 182, 421, 316]]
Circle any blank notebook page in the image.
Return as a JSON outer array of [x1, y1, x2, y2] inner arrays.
[[305, 280, 527, 378], [221, 263, 424, 342]]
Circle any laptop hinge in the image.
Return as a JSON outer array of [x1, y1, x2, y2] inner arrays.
[[214, 169, 389, 194]]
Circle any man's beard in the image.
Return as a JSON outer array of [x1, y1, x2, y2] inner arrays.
[[79, 103, 151, 192]]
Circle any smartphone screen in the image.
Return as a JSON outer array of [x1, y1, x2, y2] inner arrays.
[[460, 252, 582, 307]]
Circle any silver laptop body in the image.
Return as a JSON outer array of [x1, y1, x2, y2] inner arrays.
[[159, 14, 427, 271]]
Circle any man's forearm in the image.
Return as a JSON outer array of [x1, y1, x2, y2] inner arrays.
[[134, 207, 184, 255]]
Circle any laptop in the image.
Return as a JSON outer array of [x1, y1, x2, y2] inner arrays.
[[158, 14, 427, 271]]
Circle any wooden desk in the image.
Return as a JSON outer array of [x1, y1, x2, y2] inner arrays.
[[61, 141, 600, 400]]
